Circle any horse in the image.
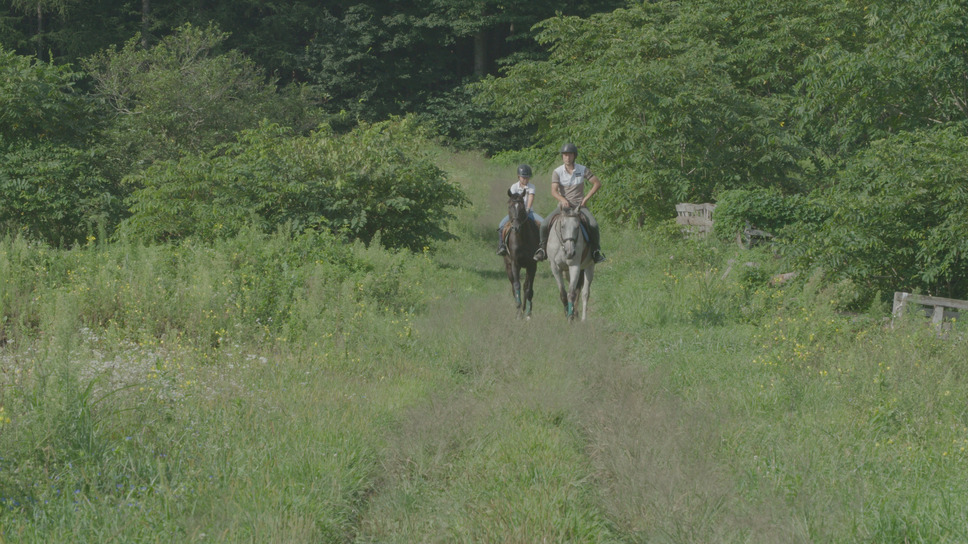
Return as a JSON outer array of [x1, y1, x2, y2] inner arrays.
[[502, 189, 539, 319], [547, 206, 595, 321]]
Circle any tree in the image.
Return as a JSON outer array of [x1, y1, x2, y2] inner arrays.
[[83, 23, 322, 172], [795, 0, 968, 167], [0, 47, 118, 245], [0, 45, 93, 144], [6, 0, 73, 59], [781, 125, 968, 300], [480, 3, 812, 223]]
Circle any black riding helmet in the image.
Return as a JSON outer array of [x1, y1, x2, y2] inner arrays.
[[517, 164, 533, 178], [560, 142, 578, 157]]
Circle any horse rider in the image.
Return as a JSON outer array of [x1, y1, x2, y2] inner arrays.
[[497, 164, 543, 255], [533, 143, 606, 263]]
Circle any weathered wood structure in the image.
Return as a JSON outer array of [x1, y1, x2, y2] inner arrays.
[[892, 292, 968, 328], [675, 203, 716, 237], [739, 220, 773, 249]]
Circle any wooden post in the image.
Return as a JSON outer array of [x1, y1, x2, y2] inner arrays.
[[892, 291, 908, 318]]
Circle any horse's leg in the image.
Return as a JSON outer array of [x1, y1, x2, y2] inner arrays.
[[512, 265, 522, 312], [567, 264, 582, 320], [551, 265, 568, 313], [523, 262, 536, 318], [505, 259, 521, 310], [581, 266, 594, 322]]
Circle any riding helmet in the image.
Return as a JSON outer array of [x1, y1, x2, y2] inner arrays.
[[517, 164, 533, 178], [560, 142, 578, 156]]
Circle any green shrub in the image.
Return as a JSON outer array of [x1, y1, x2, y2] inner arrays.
[[420, 83, 534, 156], [713, 188, 809, 240], [120, 118, 468, 250], [84, 23, 323, 169], [780, 125, 968, 299], [0, 46, 96, 146], [0, 143, 121, 247], [0, 47, 117, 246]]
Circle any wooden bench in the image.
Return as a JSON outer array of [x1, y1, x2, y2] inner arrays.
[[892, 292, 967, 328], [675, 203, 715, 237]]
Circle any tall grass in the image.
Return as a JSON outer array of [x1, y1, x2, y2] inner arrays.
[[0, 226, 436, 542], [595, 226, 968, 542], [2, 149, 968, 542]]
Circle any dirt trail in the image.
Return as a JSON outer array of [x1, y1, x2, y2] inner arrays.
[[354, 157, 777, 542]]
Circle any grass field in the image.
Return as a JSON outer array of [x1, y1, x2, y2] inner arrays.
[[2, 150, 968, 542]]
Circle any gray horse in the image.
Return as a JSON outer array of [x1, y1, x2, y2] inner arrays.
[[547, 207, 595, 321]]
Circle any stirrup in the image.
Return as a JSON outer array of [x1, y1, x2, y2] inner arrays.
[[533, 248, 547, 261], [592, 250, 606, 263], [497, 246, 508, 256]]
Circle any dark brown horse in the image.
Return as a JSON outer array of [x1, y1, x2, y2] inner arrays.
[[502, 189, 539, 319]]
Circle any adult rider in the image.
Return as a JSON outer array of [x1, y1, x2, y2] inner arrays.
[[533, 143, 606, 263]]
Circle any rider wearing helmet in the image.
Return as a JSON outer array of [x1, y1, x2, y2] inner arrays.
[[497, 164, 544, 256], [534, 143, 606, 263]]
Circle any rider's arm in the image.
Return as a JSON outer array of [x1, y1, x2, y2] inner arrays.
[[551, 182, 570, 208], [580, 174, 601, 208]]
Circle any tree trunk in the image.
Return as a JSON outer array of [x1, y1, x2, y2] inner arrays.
[[36, 3, 44, 59], [141, 0, 151, 47], [473, 30, 486, 77]]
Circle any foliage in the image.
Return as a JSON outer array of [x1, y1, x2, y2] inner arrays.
[[0, 45, 95, 146], [83, 23, 323, 169], [796, 0, 968, 162], [120, 118, 468, 251], [0, 143, 119, 247], [0, 47, 119, 246], [712, 187, 812, 240], [419, 82, 534, 155], [478, 1, 836, 223], [780, 125, 968, 299]]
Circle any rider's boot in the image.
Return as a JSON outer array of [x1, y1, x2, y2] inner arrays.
[[533, 232, 547, 261], [592, 248, 606, 263], [497, 241, 508, 256], [534, 244, 547, 261], [534, 216, 550, 261]]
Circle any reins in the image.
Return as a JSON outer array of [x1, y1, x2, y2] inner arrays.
[[555, 211, 579, 245]]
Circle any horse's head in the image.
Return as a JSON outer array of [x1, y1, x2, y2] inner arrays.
[[556, 207, 583, 259], [507, 189, 529, 230]]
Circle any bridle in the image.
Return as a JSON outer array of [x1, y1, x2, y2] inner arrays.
[[508, 196, 528, 232], [555, 208, 581, 245]]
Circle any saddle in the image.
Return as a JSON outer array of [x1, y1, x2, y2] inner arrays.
[[548, 211, 590, 243], [501, 218, 541, 245]]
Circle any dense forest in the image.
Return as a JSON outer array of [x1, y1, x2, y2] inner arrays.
[[4, 0, 968, 301]]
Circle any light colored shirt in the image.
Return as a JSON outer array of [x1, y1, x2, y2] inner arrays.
[[552, 164, 592, 207], [510, 181, 536, 198]]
